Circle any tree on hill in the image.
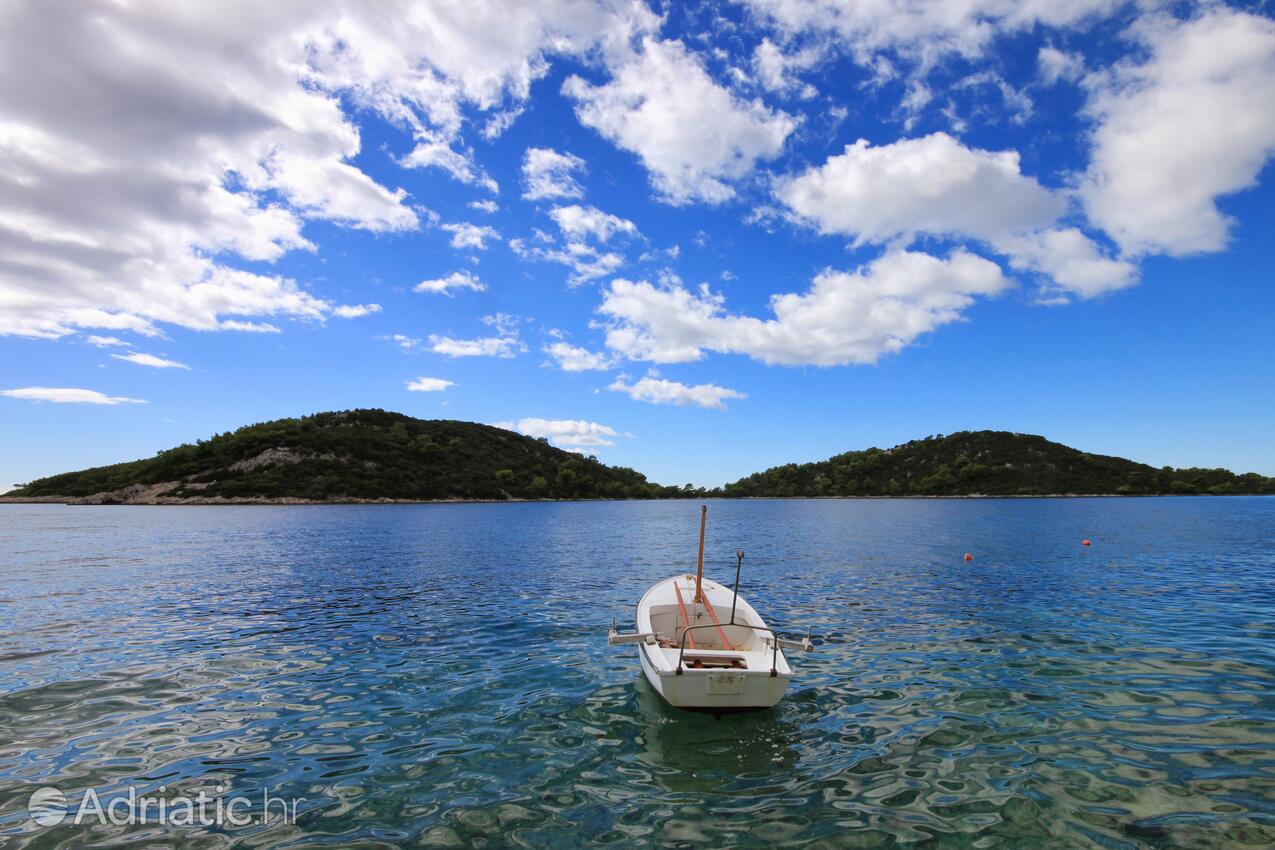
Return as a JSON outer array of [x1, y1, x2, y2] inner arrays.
[[720, 431, 1275, 497], [10, 409, 692, 502]]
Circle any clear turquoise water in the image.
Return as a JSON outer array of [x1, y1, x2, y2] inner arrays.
[[0, 498, 1273, 848]]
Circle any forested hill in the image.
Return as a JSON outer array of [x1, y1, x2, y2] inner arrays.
[[7, 410, 683, 503], [721, 431, 1275, 497], [8, 421, 1272, 504]]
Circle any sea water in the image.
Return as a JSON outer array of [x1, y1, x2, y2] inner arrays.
[[0, 498, 1272, 848]]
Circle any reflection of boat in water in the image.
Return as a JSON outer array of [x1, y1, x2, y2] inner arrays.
[[631, 679, 801, 783], [609, 506, 813, 711]]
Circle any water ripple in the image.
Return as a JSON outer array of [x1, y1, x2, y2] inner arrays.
[[0, 498, 1273, 848]]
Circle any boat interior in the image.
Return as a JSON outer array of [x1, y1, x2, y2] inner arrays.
[[647, 603, 764, 652]]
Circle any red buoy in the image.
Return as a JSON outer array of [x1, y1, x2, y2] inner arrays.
[[963, 553, 973, 561], [1082, 539, 1091, 547]]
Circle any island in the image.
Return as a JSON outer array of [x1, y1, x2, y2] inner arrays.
[[3, 411, 1272, 504]]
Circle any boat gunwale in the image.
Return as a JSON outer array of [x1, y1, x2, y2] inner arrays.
[[635, 575, 791, 678]]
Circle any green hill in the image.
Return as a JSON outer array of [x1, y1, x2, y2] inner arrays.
[[721, 431, 1275, 497], [7, 409, 683, 503], [7, 420, 1272, 504]]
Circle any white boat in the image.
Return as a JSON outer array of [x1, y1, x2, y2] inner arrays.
[[609, 507, 812, 711]]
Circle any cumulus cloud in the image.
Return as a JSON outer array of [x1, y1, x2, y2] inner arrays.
[[331, 304, 382, 318], [386, 333, 422, 350], [430, 336, 524, 358], [111, 352, 191, 370], [564, 37, 797, 204], [778, 133, 1135, 296], [86, 335, 131, 348], [544, 341, 617, 371], [1, 386, 146, 404], [429, 313, 525, 358], [494, 417, 620, 446], [742, 0, 1120, 64], [1080, 8, 1275, 257], [549, 205, 638, 242], [521, 148, 587, 201], [995, 229, 1137, 299], [608, 375, 746, 410], [406, 377, 456, 392], [415, 270, 488, 295], [599, 249, 1011, 367], [1038, 45, 1084, 84], [219, 320, 282, 333], [780, 133, 1061, 242], [441, 222, 501, 250], [740, 0, 1122, 115], [752, 38, 821, 97], [0, 0, 653, 339], [399, 137, 499, 193], [510, 237, 625, 286], [468, 199, 499, 213]]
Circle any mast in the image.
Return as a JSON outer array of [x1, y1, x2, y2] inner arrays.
[[694, 504, 707, 602]]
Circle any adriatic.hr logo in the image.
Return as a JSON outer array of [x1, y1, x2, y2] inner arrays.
[[24, 783, 305, 828]]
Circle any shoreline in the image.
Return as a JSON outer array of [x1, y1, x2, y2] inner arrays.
[[1, 493, 1264, 506]]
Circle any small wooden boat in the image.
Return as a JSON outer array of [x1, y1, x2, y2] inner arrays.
[[609, 506, 812, 711]]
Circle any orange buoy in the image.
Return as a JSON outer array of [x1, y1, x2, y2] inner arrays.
[[1082, 539, 1091, 546], [963, 553, 973, 561]]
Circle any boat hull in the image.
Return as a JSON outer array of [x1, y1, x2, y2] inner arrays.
[[633, 575, 794, 711], [638, 641, 790, 711]]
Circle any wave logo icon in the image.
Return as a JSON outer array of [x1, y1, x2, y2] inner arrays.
[[27, 787, 68, 827]]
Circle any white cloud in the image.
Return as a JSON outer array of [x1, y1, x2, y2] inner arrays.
[[400, 136, 498, 193], [387, 333, 422, 350], [494, 417, 619, 446], [510, 237, 625, 286], [111, 352, 191, 370], [468, 199, 499, 213], [778, 133, 1135, 296], [780, 133, 1062, 243], [1038, 45, 1084, 84], [996, 228, 1138, 299], [0, 1, 653, 339], [564, 37, 797, 204], [549, 205, 638, 242], [521, 148, 587, 201], [332, 303, 382, 318], [429, 313, 525, 358], [86, 335, 131, 348], [599, 249, 1011, 367], [483, 312, 521, 335], [1, 386, 146, 404], [219, 320, 282, 333], [415, 270, 488, 295], [608, 375, 746, 410], [740, 0, 1122, 116], [406, 377, 456, 392], [1080, 9, 1275, 257], [742, 0, 1120, 64], [430, 336, 523, 358], [441, 222, 501, 250], [544, 341, 616, 371], [752, 38, 821, 96]]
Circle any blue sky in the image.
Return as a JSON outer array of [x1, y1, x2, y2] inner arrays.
[[1, 0, 1273, 490]]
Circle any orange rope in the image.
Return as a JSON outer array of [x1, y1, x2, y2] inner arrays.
[[700, 592, 734, 651], [673, 581, 697, 649]]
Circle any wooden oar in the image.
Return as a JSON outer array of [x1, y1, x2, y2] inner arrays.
[[673, 581, 697, 649], [699, 593, 734, 651]]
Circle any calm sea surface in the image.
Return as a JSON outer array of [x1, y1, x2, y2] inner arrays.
[[1, 498, 1273, 848]]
